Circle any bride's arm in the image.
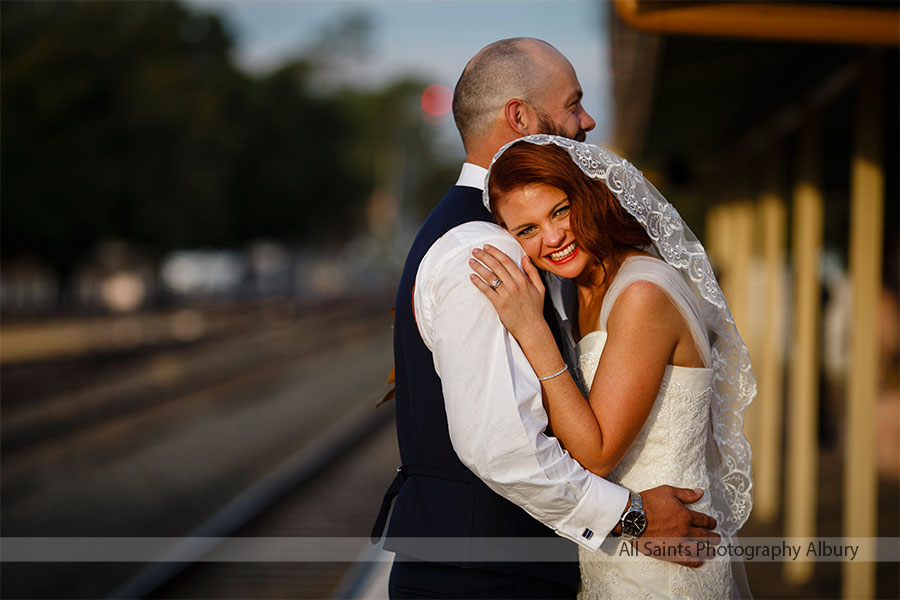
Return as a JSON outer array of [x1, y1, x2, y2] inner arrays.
[[578, 281, 682, 473], [470, 245, 681, 477]]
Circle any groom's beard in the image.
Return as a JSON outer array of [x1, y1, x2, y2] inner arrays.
[[537, 112, 587, 142]]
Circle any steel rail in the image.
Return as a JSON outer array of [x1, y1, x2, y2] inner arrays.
[[107, 401, 395, 599]]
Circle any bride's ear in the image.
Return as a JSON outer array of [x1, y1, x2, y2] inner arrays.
[[504, 98, 535, 136]]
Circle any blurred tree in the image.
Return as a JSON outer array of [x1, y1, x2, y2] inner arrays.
[[1, 1, 455, 280], [338, 78, 460, 223], [2, 1, 246, 272], [303, 10, 373, 67], [226, 59, 367, 242]]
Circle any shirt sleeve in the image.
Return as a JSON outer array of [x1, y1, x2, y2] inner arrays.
[[414, 222, 630, 550]]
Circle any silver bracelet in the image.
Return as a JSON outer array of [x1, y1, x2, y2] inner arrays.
[[538, 364, 568, 381]]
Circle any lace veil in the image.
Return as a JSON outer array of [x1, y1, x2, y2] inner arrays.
[[482, 134, 755, 538]]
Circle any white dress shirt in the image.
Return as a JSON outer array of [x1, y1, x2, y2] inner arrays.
[[411, 164, 629, 551], [455, 161, 490, 190]]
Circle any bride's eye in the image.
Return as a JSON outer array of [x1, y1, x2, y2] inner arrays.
[[554, 205, 570, 218], [516, 226, 536, 238]]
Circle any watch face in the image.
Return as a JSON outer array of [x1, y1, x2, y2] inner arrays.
[[622, 511, 647, 536]]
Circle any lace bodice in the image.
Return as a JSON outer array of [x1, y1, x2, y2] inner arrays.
[[574, 258, 734, 599], [576, 331, 715, 492]]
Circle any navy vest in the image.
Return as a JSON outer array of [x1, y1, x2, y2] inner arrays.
[[372, 184, 579, 591]]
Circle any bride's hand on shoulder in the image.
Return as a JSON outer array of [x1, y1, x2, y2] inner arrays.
[[469, 245, 546, 344]]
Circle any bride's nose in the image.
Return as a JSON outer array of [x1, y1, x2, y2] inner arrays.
[[544, 223, 566, 248]]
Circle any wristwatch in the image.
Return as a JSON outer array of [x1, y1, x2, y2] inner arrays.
[[618, 491, 647, 539]]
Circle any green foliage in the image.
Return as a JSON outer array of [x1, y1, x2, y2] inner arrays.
[[2, 1, 240, 266], [1, 1, 453, 274], [336, 78, 463, 220], [226, 60, 366, 242]]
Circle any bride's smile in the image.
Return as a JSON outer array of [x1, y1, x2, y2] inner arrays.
[[547, 241, 578, 264], [495, 182, 593, 279]]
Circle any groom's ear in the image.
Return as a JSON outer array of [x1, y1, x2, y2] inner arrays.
[[504, 98, 535, 136]]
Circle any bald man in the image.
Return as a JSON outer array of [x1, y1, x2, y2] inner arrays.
[[372, 38, 717, 599]]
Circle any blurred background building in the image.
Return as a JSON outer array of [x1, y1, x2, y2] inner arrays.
[[1, 1, 897, 598]]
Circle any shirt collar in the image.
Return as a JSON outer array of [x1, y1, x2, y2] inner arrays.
[[455, 162, 489, 191]]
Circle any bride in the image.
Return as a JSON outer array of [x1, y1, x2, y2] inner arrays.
[[468, 135, 755, 599]]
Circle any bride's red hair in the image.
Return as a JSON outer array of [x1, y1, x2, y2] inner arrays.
[[488, 141, 651, 285]]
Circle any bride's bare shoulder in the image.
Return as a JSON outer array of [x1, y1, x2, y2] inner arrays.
[[607, 279, 680, 330]]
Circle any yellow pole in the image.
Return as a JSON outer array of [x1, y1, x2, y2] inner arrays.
[[842, 61, 883, 600], [709, 202, 736, 279], [754, 154, 787, 523], [705, 204, 725, 270], [729, 201, 755, 340], [784, 117, 823, 584], [729, 199, 758, 451]]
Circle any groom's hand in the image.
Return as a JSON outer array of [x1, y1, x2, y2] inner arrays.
[[635, 485, 720, 568]]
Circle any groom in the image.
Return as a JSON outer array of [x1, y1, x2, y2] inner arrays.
[[373, 38, 719, 599]]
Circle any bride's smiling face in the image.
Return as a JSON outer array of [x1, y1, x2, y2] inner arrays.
[[495, 183, 593, 279]]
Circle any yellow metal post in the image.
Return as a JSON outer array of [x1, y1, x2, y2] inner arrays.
[[705, 204, 726, 270], [784, 117, 823, 584], [708, 202, 736, 278], [730, 199, 758, 450], [754, 154, 787, 523], [842, 61, 883, 600], [728, 200, 756, 341]]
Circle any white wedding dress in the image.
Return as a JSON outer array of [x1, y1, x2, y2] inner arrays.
[[574, 256, 734, 600]]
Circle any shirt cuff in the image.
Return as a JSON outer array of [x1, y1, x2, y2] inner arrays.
[[554, 477, 630, 552]]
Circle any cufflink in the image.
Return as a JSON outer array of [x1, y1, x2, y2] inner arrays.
[[582, 528, 594, 540]]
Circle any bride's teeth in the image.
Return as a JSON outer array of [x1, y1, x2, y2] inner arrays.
[[550, 243, 575, 261]]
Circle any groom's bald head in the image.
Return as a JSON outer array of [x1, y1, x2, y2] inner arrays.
[[452, 38, 593, 164], [452, 38, 551, 150]]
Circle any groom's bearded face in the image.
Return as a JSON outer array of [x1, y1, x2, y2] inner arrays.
[[537, 111, 588, 142], [524, 45, 594, 141]]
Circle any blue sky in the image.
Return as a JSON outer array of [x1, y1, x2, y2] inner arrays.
[[188, 0, 612, 152]]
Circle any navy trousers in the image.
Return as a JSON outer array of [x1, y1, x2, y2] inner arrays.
[[389, 555, 576, 599]]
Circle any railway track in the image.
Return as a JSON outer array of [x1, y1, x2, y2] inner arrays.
[[2, 298, 389, 453], [3, 298, 897, 599], [140, 409, 398, 600], [1, 297, 401, 599]]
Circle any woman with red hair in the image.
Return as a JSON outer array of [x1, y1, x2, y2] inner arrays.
[[468, 135, 754, 599]]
